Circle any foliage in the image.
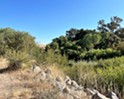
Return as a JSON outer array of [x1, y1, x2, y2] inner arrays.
[[5, 50, 30, 70], [97, 16, 123, 33], [64, 56, 124, 97], [81, 48, 121, 60], [0, 28, 36, 54], [1, 16, 124, 98], [117, 42, 124, 54], [0, 28, 41, 69], [42, 49, 68, 66], [47, 16, 124, 61]]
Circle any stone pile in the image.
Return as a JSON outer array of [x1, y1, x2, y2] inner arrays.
[[31, 65, 119, 99]]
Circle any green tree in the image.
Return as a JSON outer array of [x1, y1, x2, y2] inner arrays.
[[66, 28, 79, 41], [98, 16, 123, 33]]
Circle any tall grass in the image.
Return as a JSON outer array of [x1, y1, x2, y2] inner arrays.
[[63, 57, 124, 98], [4, 50, 31, 70]]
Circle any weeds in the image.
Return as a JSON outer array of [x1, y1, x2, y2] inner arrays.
[[63, 57, 124, 98]]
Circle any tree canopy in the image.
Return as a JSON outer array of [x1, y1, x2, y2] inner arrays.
[[47, 16, 124, 60]]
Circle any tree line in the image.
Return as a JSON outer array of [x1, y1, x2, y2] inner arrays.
[[47, 16, 124, 60]]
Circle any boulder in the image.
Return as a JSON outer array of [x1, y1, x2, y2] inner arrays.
[[71, 80, 79, 88], [55, 76, 63, 82], [31, 65, 41, 74], [92, 92, 110, 99], [108, 92, 119, 99]]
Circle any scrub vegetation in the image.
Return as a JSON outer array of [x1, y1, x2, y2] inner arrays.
[[0, 16, 124, 98]]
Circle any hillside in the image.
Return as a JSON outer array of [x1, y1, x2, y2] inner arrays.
[[0, 58, 119, 99], [0, 17, 124, 98]]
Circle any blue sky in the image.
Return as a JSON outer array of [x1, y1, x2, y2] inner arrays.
[[0, 0, 124, 44]]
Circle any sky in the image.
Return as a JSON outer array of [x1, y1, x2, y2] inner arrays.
[[0, 0, 124, 44]]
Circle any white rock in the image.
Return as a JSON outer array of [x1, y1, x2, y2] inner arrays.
[[55, 81, 65, 91], [55, 76, 63, 82], [86, 88, 96, 95], [63, 86, 71, 93], [64, 76, 72, 86], [64, 76, 71, 81], [45, 68, 51, 75], [34, 71, 46, 82], [108, 92, 119, 99], [71, 80, 79, 88], [76, 85, 84, 90], [31, 65, 41, 74], [92, 92, 110, 99]]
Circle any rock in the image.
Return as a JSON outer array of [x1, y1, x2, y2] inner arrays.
[[31, 65, 41, 74], [64, 76, 72, 86], [70, 89, 85, 99], [53, 77, 66, 91], [71, 80, 79, 88], [45, 68, 51, 75], [92, 92, 110, 99], [85, 88, 96, 95], [55, 76, 63, 82], [64, 76, 71, 81], [54, 81, 65, 91], [108, 92, 119, 99], [34, 71, 46, 82], [76, 85, 84, 90], [63, 86, 71, 93], [31, 66, 116, 99]]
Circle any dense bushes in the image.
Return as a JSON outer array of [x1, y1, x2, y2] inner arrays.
[[47, 29, 124, 61], [0, 28, 41, 69], [47, 16, 124, 61], [5, 50, 31, 69], [0, 28, 69, 70], [0, 28, 36, 54], [40, 49, 68, 66], [81, 48, 121, 60]]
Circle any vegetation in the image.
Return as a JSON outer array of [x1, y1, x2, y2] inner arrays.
[[46, 16, 124, 98], [47, 16, 124, 61], [0, 16, 124, 98], [64, 57, 124, 98], [0, 28, 67, 70]]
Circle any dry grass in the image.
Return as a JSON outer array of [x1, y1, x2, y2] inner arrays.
[[0, 60, 92, 99], [48, 64, 65, 78], [0, 58, 66, 98], [0, 66, 66, 99], [0, 57, 9, 69]]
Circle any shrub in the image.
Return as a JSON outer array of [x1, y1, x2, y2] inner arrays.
[[5, 50, 31, 70], [96, 56, 124, 68], [81, 48, 121, 60]]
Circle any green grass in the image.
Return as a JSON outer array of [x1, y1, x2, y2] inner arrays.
[[63, 57, 124, 98]]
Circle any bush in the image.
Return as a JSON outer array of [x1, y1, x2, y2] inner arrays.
[[96, 56, 124, 68], [81, 48, 121, 60], [5, 50, 31, 70]]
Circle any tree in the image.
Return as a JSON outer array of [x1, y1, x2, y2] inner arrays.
[[0, 28, 37, 55], [92, 33, 101, 45], [66, 28, 79, 41], [78, 34, 94, 50], [115, 28, 124, 39], [97, 16, 123, 33]]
